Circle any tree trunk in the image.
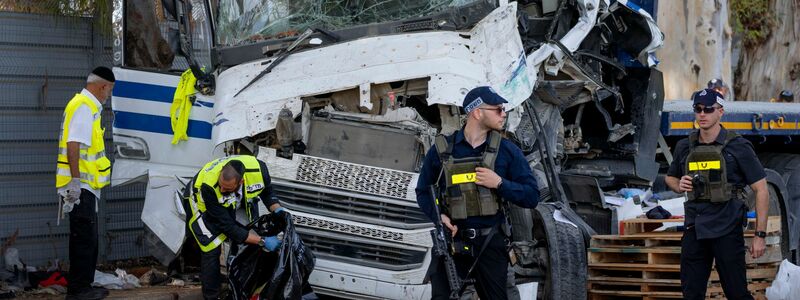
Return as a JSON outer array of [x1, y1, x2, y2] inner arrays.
[[734, 0, 800, 101], [657, 0, 734, 101]]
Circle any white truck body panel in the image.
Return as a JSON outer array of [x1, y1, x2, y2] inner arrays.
[[111, 1, 663, 298]]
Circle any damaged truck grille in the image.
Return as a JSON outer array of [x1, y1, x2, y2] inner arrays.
[[295, 227, 427, 271], [273, 180, 429, 229], [296, 156, 415, 199]]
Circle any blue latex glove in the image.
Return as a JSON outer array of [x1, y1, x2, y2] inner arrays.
[[262, 236, 282, 252]]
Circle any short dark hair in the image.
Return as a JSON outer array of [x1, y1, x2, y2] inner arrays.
[[221, 161, 244, 182]]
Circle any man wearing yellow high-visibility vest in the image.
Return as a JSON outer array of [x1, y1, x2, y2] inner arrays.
[[55, 67, 115, 300], [184, 155, 285, 299]]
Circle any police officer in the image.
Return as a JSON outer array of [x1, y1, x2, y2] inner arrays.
[[665, 89, 769, 300], [707, 78, 727, 98], [185, 155, 287, 300], [778, 90, 794, 103], [56, 67, 115, 300], [416, 86, 539, 299]]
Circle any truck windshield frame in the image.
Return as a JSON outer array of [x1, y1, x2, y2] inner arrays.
[[214, 0, 482, 47]]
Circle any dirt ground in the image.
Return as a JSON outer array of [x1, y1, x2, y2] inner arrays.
[[15, 285, 204, 299]]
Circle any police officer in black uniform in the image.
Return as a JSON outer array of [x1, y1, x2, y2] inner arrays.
[[665, 89, 769, 300], [416, 86, 539, 299], [707, 78, 727, 98], [778, 90, 794, 103]]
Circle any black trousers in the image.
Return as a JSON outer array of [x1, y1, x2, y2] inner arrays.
[[680, 224, 753, 300], [430, 232, 508, 300], [67, 189, 99, 294], [200, 245, 223, 300]]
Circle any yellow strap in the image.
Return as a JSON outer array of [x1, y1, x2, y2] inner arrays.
[[688, 160, 721, 171], [452, 172, 477, 184], [170, 69, 196, 144]]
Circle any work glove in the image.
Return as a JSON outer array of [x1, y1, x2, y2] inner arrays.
[[61, 178, 82, 203], [59, 178, 82, 213], [62, 199, 80, 214], [262, 235, 282, 252]]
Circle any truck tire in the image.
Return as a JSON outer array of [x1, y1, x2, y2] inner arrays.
[[759, 153, 800, 264], [744, 184, 782, 216], [533, 203, 587, 300], [509, 203, 534, 242]]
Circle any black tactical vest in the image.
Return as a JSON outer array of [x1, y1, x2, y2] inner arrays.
[[685, 130, 741, 203], [435, 131, 502, 220]]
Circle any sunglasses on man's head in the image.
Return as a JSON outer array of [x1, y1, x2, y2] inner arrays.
[[693, 105, 719, 114]]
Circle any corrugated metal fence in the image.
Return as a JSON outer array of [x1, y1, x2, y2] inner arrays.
[[0, 11, 148, 268]]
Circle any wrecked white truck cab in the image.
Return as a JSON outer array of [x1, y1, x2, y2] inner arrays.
[[111, 0, 663, 299]]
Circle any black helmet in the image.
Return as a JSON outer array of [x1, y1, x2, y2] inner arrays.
[[707, 78, 724, 90], [779, 90, 794, 102]]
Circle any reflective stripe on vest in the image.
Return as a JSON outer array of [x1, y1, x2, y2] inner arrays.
[[55, 93, 110, 189], [187, 155, 265, 252], [188, 212, 226, 252]]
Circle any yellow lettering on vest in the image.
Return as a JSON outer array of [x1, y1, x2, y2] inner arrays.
[[688, 160, 721, 171], [452, 173, 477, 184]]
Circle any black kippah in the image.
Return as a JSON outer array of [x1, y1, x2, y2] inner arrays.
[[227, 160, 245, 176], [91, 66, 115, 82]]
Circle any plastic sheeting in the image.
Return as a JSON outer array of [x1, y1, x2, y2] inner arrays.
[[227, 212, 315, 300], [765, 259, 800, 300], [215, 0, 479, 46]]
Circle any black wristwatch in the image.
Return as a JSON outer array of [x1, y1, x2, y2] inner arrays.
[[754, 231, 767, 238]]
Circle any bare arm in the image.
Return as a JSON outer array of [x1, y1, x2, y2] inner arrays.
[[665, 175, 680, 193], [750, 178, 769, 232], [244, 232, 262, 244], [67, 141, 81, 178], [747, 178, 768, 258]]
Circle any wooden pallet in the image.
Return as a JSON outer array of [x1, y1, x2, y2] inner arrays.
[[619, 216, 781, 235], [588, 283, 770, 300], [587, 228, 781, 299], [590, 232, 783, 265], [588, 273, 775, 300], [589, 244, 783, 265]]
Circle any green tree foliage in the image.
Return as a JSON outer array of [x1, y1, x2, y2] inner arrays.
[[730, 0, 776, 48], [0, 0, 112, 34]]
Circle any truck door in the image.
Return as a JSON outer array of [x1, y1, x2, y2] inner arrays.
[[111, 0, 217, 262]]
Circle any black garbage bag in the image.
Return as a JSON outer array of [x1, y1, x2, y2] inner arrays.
[[228, 211, 316, 300]]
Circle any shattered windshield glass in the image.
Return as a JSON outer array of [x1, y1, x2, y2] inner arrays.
[[215, 0, 479, 46]]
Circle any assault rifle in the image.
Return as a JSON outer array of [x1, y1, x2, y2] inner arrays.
[[428, 185, 465, 299]]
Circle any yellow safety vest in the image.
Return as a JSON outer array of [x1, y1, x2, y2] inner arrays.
[[55, 93, 111, 189], [170, 69, 196, 144], [188, 155, 266, 252]]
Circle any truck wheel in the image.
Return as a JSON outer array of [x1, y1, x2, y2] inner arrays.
[[744, 184, 781, 216], [533, 203, 587, 300], [759, 153, 800, 264]]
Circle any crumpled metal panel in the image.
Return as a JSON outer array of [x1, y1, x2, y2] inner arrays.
[[213, 3, 535, 145]]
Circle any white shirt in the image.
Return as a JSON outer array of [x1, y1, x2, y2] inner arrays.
[[58, 89, 104, 199]]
